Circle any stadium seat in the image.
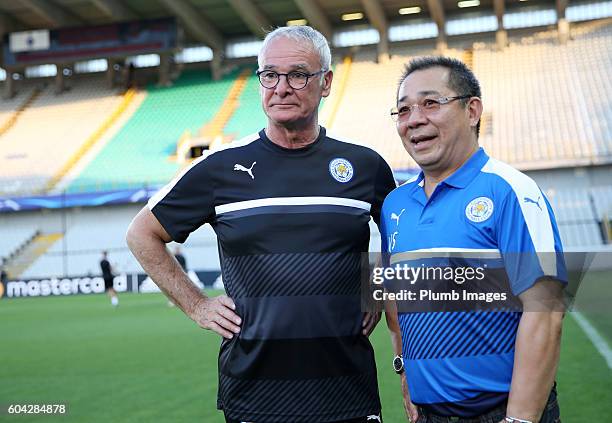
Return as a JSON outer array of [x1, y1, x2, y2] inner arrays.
[[66, 69, 244, 193], [0, 77, 126, 195]]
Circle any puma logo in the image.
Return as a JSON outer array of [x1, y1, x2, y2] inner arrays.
[[391, 209, 405, 226], [367, 414, 381, 422], [524, 196, 542, 211], [234, 161, 256, 180]]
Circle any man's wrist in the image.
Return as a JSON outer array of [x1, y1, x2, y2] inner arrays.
[[392, 355, 404, 374], [187, 294, 208, 318], [506, 402, 541, 423], [504, 417, 533, 423]]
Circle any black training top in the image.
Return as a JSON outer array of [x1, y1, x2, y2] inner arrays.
[[149, 127, 396, 422]]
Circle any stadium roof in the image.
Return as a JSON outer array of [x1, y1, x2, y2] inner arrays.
[[0, 0, 567, 52]]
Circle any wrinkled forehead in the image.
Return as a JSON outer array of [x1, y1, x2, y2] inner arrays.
[[397, 67, 451, 103]]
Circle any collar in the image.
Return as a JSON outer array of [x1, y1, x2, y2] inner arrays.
[[408, 148, 488, 191], [260, 126, 326, 154], [440, 147, 489, 189]]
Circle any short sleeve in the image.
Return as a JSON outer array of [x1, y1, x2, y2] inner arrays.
[[495, 188, 566, 294], [147, 157, 216, 243], [371, 156, 397, 228]]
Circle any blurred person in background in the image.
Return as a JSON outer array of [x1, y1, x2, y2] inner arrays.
[[100, 250, 119, 307], [1, 260, 8, 284]]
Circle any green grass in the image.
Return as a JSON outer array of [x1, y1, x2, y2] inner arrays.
[[570, 269, 612, 343], [1, 290, 610, 422]]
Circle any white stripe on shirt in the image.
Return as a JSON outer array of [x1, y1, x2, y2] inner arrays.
[[215, 196, 372, 215]]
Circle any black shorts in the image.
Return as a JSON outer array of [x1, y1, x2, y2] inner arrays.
[[103, 276, 114, 290], [224, 414, 383, 423]]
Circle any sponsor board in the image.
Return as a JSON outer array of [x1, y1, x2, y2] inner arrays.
[[0, 271, 221, 299], [1, 274, 129, 298]]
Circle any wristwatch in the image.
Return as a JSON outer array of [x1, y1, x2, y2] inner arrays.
[[392, 355, 404, 374]]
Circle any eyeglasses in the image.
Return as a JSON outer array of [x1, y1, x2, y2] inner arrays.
[[390, 95, 471, 122], [256, 69, 326, 90]]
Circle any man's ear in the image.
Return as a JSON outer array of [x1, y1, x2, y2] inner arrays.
[[467, 96, 483, 130], [321, 69, 334, 98]]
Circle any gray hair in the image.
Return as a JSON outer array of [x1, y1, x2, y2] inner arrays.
[[258, 26, 331, 71]]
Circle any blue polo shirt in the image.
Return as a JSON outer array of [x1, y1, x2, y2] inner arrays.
[[380, 148, 565, 417]]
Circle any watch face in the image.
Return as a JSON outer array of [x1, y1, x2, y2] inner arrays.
[[393, 356, 404, 372]]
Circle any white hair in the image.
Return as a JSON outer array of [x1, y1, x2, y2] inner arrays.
[[257, 25, 332, 71]]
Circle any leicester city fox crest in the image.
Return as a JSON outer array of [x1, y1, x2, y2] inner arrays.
[[466, 196, 494, 223], [329, 158, 354, 183]]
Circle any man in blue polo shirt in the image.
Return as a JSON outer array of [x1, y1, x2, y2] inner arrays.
[[381, 57, 565, 423]]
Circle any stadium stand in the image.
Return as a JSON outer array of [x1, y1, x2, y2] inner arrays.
[[6, 232, 63, 278], [328, 55, 410, 169], [0, 85, 40, 137], [318, 59, 349, 128], [18, 204, 219, 279], [66, 68, 243, 193], [327, 48, 467, 169], [3, 23, 608, 196], [0, 225, 39, 266], [51, 89, 148, 194], [316, 23, 612, 171], [590, 186, 612, 221], [474, 22, 612, 168], [0, 76, 126, 195], [223, 71, 267, 140], [547, 188, 606, 247], [45, 88, 139, 192], [19, 205, 139, 278], [198, 68, 255, 144]]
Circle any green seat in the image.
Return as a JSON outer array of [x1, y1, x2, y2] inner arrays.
[[67, 69, 240, 193]]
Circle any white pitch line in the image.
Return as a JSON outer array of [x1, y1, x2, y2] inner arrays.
[[571, 311, 612, 370]]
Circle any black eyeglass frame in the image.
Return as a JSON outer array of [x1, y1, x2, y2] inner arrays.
[[256, 69, 327, 90]]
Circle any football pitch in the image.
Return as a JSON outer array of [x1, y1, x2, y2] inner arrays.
[[2, 272, 611, 423]]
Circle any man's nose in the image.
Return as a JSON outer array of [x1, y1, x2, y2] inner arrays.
[[406, 106, 428, 129], [274, 75, 293, 96]]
